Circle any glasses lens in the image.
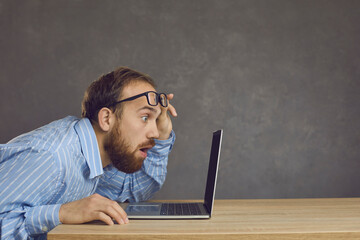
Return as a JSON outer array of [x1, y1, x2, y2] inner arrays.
[[159, 93, 168, 107], [147, 92, 158, 106]]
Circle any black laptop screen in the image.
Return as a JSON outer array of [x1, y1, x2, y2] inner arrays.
[[203, 130, 222, 216]]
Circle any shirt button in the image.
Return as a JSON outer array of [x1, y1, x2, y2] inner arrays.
[[42, 226, 48, 232]]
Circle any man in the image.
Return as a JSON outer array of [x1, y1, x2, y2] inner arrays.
[[0, 67, 177, 239]]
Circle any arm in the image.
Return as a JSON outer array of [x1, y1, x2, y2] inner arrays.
[[0, 205, 61, 239], [0, 146, 62, 239], [0, 146, 128, 236]]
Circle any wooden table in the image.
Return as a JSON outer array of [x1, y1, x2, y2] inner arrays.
[[48, 198, 360, 239]]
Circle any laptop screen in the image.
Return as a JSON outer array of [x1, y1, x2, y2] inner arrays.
[[203, 129, 223, 216]]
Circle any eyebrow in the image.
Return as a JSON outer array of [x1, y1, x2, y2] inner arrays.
[[137, 106, 161, 116]]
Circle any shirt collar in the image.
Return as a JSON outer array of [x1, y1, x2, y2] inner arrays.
[[74, 118, 104, 178]]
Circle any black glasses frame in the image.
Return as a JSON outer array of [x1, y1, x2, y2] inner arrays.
[[110, 91, 168, 108]]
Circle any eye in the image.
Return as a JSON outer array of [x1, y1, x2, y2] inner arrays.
[[141, 116, 149, 122]]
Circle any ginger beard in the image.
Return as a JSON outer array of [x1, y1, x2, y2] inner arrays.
[[104, 120, 155, 173]]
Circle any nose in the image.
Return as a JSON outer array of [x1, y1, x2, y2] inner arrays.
[[147, 121, 160, 139]]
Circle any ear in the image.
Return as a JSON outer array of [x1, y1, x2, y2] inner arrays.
[[97, 107, 115, 132]]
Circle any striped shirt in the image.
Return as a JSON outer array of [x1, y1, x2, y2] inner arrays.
[[0, 116, 175, 239]]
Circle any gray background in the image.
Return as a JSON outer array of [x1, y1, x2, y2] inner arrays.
[[1, 0, 359, 200]]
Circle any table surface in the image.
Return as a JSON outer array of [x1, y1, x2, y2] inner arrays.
[[48, 198, 360, 240]]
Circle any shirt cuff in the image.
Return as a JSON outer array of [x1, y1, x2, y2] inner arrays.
[[153, 130, 176, 154], [25, 204, 62, 236]]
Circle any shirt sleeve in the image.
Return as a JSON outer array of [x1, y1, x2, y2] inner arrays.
[[0, 144, 62, 239], [1, 204, 61, 239], [95, 130, 176, 202]]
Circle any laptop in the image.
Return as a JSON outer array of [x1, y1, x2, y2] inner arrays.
[[124, 129, 223, 219]]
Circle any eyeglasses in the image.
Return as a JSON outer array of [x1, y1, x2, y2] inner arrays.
[[111, 91, 168, 108]]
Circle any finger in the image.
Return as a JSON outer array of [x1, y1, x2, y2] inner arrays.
[[163, 93, 177, 117], [92, 194, 128, 225], [112, 202, 129, 224], [167, 103, 177, 117], [95, 211, 114, 226], [162, 93, 174, 110], [167, 93, 174, 100], [102, 201, 129, 225]]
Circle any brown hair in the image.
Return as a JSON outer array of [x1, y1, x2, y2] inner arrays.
[[81, 66, 156, 122]]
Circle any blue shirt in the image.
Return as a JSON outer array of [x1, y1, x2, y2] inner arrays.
[[0, 116, 175, 239]]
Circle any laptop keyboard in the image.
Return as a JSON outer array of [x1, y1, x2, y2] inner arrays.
[[160, 203, 202, 215]]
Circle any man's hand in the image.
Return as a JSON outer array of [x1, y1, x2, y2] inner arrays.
[[59, 194, 129, 225], [157, 93, 177, 140]]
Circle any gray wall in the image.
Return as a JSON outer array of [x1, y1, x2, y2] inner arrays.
[[1, 0, 359, 200]]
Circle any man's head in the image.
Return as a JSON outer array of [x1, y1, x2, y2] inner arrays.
[[82, 67, 163, 173], [81, 66, 156, 122]]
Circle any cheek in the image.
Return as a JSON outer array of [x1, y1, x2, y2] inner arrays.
[[118, 121, 140, 148]]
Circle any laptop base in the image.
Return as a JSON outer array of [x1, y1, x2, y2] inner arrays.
[[124, 202, 210, 219]]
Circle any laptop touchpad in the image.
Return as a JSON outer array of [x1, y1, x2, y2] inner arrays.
[[126, 203, 161, 215]]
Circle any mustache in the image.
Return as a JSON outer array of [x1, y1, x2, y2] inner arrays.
[[138, 139, 156, 149]]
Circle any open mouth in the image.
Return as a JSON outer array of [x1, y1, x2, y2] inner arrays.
[[139, 147, 152, 158], [140, 148, 149, 154], [138, 141, 155, 158]]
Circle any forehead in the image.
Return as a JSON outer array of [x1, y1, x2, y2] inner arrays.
[[121, 81, 156, 99], [120, 81, 161, 114]]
